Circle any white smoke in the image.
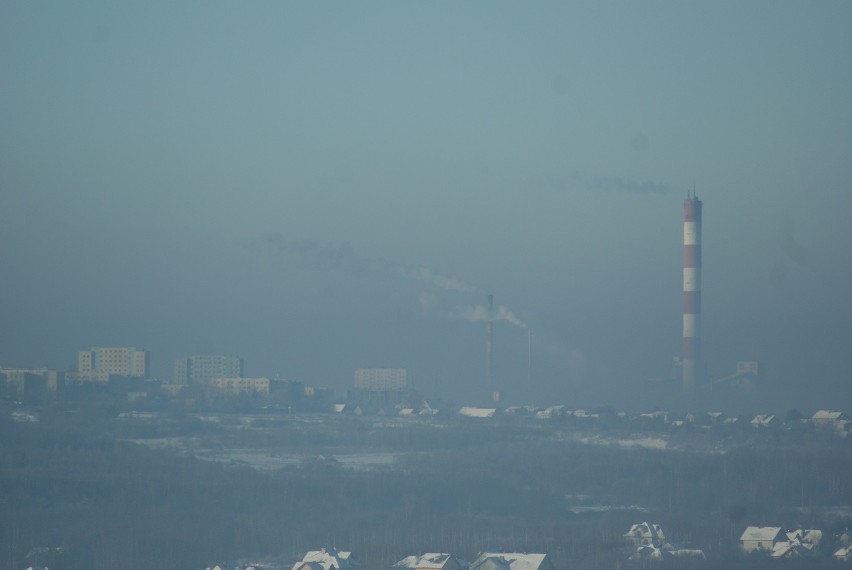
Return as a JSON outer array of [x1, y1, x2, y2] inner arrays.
[[255, 234, 530, 328], [535, 334, 589, 382], [458, 304, 527, 329], [414, 267, 477, 293], [418, 292, 439, 312], [257, 234, 478, 294]]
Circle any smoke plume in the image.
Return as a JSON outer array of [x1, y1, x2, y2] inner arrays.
[[413, 267, 476, 293], [254, 234, 528, 329], [255, 234, 475, 292], [545, 170, 670, 195], [458, 304, 527, 329]]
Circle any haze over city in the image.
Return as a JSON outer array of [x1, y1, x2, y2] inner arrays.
[[5, 4, 852, 570], [2, 1, 851, 410]]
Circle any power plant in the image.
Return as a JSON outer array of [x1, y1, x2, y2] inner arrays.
[[682, 190, 703, 390]]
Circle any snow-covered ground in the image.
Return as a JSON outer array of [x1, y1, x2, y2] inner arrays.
[[130, 437, 404, 472]]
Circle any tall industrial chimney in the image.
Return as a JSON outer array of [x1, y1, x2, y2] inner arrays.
[[486, 293, 494, 385], [683, 190, 702, 390]]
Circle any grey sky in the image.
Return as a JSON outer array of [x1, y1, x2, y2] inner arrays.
[[2, 2, 851, 408]]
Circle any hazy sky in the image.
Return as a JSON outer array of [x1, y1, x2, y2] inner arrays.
[[2, 2, 851, 409]]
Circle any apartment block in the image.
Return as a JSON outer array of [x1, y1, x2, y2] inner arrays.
[[78, 347, 149, 382], [173, 354, 244, 386]]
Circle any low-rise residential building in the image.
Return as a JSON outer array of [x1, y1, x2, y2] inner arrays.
[[740, 526, 824, 557], [572, 409, 599, 419], [534, 405, 565, 419], [812, 410, 850, 434], [750, 414, 777, 428], [459, 407, 496, 419], [625, 522, 666, 547], [629, 545, 706, 561], [637, 411, 668, 424], [624, 522, 704, 561], [740, 527, 788, 553], [811, 410, 849, 425], [707, 412, 728, 424], [333, 403, 362, 415], [393, 553, 465, 570], [292, 549, 358, 570], [771, 540, 814, 559], [504, 405, 538, 417], [786, 529, 822, 547], [469, 552, 553, 570]]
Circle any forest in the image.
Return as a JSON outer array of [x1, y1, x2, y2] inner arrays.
[[1, 405, 851, 570]]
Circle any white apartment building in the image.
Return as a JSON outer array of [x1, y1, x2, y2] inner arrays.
[[354, 368, 407, 390], [208, 377, 270, 395], [174, 354, 244, 385], [78, 346, 149, 382]]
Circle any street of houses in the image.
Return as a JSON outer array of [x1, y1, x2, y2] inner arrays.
[[203, 522, 852, 570]]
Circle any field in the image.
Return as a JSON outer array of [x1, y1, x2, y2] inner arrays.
[[1, 407, 851, 569]]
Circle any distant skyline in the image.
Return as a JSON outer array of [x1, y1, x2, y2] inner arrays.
[[2, 2, 851, 409]]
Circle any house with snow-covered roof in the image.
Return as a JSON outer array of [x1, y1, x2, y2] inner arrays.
[[535, 406, 566, 419], [812, 410, 849, 424], [750, 414, 777, 428], [629, 545, 667, 561], [469, 552, 553, 570], [624, 522, 666, 547], [292, 549, 359, 570], [637, 411, 668, 424], [771, 539, 814, 559], [458, 407, 496, 419], [504, 405, 537, 417], [707, 411, 727, 424], [740, 527, 786, 553], [624, 522, 705, 560], [572, 409, 599, 419], [393, 553, 465, 570], [786, 528, 822, 547], [812, 410, 850, 434], [629, 545, 704, 561]]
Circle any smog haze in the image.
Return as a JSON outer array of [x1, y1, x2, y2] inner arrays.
[[2, 1, 851, 410]]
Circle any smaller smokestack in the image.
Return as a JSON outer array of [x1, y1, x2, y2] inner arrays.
[[527, 328, 531, 385], [486, 294, 494, 385]]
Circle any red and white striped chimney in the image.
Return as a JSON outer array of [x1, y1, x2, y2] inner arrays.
[[683, 191, 702, 389]]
